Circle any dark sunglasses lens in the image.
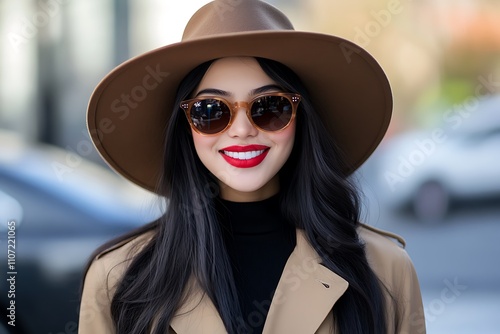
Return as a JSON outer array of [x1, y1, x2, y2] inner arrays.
[[190, 99, 231, 134], [251, 96, 293, 131]]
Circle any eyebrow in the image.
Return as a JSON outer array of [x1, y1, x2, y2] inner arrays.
[[195, 84, 284, 97], [251, 84, 284, 95]]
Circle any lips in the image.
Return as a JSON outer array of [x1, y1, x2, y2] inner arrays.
[[219, 145, 270, 168]]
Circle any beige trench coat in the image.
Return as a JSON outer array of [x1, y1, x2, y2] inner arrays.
[[79, 224, 426, 333]]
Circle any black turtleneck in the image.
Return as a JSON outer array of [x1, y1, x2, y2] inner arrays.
[[216, 194, 296, 333]]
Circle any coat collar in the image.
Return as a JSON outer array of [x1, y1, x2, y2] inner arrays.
[[170, 229, 348, 334]]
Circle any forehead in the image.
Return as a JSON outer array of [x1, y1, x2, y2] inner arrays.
[[196, 57, 277, 95]]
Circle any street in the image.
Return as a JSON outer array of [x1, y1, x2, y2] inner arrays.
[[360, 167, 500, 333]]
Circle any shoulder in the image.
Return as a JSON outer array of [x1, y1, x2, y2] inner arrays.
[[85, 231, 155, 290], [96, 229, 155, 261], [358, 223, 406, 249], [357, 224, 426, 333], [357, 223, 423, 307], [79, 231, 156, 332], [358, 223, 407, 260], [357, 223, 414, 283]]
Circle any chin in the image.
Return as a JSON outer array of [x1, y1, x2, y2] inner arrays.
[[220, 174, 280, 201]]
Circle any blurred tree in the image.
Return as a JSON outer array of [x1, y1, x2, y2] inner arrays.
[[304, 0, 500, 132]]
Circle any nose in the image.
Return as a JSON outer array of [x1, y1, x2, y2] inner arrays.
[[226, 104, 258, 138]]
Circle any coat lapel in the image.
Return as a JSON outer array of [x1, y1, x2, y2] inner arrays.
[[170, 230, 348, 334], [262, 230, 348, 333]]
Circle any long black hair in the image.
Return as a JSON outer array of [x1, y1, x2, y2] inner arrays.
[[85, 57, 391, 333]]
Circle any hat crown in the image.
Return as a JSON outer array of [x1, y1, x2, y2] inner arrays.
[[182, 0, 294, 41]]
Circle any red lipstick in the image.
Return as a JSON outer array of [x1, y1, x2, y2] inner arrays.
[[219, 145, 270, 168]]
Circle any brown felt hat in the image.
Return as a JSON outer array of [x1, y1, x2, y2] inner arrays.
[[87, 0, 392, 193]]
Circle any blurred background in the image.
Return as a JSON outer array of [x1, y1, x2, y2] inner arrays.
[[1, 0, 499, 333]]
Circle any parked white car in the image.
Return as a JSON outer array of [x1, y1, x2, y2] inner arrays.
[[374, 95, 500, 221]]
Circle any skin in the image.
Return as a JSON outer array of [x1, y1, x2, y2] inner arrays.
[[191, 57, 296, 202]]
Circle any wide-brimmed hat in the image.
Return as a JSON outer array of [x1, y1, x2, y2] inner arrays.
[[87, 0, 392, 193]]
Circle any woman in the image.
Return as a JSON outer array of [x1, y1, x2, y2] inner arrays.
[[79, 1, 425, 333]]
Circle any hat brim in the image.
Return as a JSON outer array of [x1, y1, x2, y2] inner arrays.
[[88, 30, 392, 193]]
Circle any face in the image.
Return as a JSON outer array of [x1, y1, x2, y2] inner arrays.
[[190, 57, 296, 202]]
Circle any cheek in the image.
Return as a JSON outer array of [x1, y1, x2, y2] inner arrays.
[[275, 121, 296, 154], [192, 131, 219, 163], [266, 121, 296, 169], [191, 131, 203, 151], [192, 131, 213, 150]]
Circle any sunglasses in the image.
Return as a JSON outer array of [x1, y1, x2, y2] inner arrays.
[[180, 92, 301, 135]]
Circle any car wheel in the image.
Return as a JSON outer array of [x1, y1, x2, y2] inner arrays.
[[413, 181, 450, 222]]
